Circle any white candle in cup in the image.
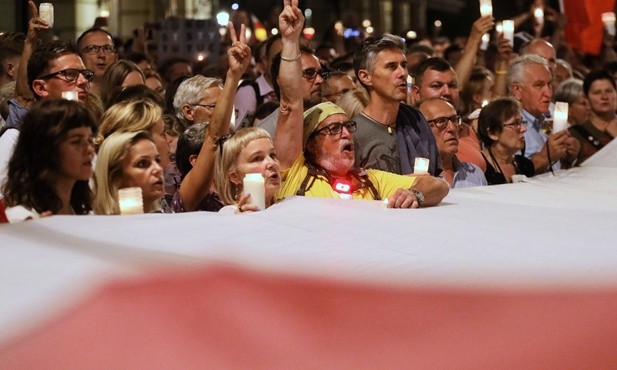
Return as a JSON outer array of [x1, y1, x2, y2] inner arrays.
[[553, 102, 569, 133], [479, 0, 492, 18], [414, 157, 429, 174], [480, 33, 490, 50], [118, 187, 143, 215], [39, 3, 54, 28], [602, 12, 616, 36], [62, 91, 79, 101], [502, 20, 514, 46], [406, 75, 413, 91], [243, 173, 266, 210], [533, 7, 544, 26]]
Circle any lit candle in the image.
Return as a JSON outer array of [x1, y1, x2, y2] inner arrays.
[[243, 173, 266, 210], [414, 157, 429, 174], [39, 3, 54, 28], [481, 99, 489, 107], [118, 187, 143, 215], [61, 91, 79, 101], [495, 22, 503, 35], [553, 102, 569, 133], [480, 33, 490, 50], [502, 20, 514, 46], [602, 12, 616, 36], [479, 0, 492, 18], [407, 75, 413, 91], [534, 7, 544, 26]]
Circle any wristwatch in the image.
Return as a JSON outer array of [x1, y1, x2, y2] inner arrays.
[[410, 188, 425, 206]]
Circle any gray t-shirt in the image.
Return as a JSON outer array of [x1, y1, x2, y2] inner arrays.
[[352, 113, 402, 174]]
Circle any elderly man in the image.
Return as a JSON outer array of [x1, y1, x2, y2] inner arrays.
[[351, 34, 441, 177], [77, 27, 118, 97], [173, 75, 223, 128], [274, 0, 448, 207], [417, 98, 487, 188], [508, 54, 579, 173]]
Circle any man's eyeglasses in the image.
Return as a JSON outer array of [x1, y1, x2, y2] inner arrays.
[[314, 120, 357, 136], [427, 115, 462, 131], [194, 103, 217, 110], [38, 68, 95, 82], [82, 44, 116, 55], [302, 68, 326, 81], [503, 119, 528, 130]]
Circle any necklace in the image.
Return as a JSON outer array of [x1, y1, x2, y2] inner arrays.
[[362, 111, 396, 135], [487, 148, 516, 183]]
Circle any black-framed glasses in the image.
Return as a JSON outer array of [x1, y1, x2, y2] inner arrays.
[[38, 68, 95, 82], [82, 44, 116, 55], [503, 119, 528, 130], [427, 114, 462, 131], [314, 120, 357, 136], [217, 133, 233, 156], [302, 68, 326, 80], [194, 103, 217, 110]]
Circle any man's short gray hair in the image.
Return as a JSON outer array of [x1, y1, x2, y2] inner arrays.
[[507, 54, 549, 93], [173, 75, 222, 121]]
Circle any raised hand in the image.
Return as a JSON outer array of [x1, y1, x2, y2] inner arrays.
[[227, 22, 252, 77], [471, 15, 495, 39], [279, 0, 304, 40], [26, 1, 50, 43]]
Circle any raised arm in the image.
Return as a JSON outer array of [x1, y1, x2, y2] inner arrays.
[[455, 15, 494, 91], [492, 33, 513, 99], [177, 23, 251, 211], [14, 1, 49, 107], [273, 0, 305, 171]]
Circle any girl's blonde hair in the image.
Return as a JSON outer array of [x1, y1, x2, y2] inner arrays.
[[214, 127, 273, 206], [93, 131, 161, 214], [95, 99, 162, 150]]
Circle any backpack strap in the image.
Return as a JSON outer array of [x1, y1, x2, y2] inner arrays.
[[296, 161, 381, 200]]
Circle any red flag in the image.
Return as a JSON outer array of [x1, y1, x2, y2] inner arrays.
[[563, 0, 616, 55]]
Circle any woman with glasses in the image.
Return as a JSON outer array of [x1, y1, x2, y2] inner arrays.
[[2, 100, 97, 222], [477, 98, 535, 185]]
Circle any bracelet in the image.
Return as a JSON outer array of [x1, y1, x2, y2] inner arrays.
[[280, 52, 301, 62], [494, 70, 507, 75]]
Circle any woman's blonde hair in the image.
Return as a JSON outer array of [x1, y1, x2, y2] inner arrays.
[[336, 88, 369, 118], [214, 127, 272, 206], [93, 131, 160, 215], [95, 99, 162, 150]]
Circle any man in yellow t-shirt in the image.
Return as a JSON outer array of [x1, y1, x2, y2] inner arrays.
[[273, 1, 447, 208], [275, 101, 449, 208]]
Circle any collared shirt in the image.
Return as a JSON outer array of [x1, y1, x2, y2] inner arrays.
[[521, 109, 561, 170], [451, 156, 487, 188]]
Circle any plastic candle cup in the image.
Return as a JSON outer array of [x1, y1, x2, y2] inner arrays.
[[243, 173, 266, 210]]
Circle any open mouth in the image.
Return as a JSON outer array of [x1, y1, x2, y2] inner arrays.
[[342, 142, 354, 153]]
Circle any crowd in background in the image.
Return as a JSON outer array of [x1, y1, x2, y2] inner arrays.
[[0, 0, 616, 223]]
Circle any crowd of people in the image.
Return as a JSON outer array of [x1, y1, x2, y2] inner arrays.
[[0, 0, 615, 223]]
